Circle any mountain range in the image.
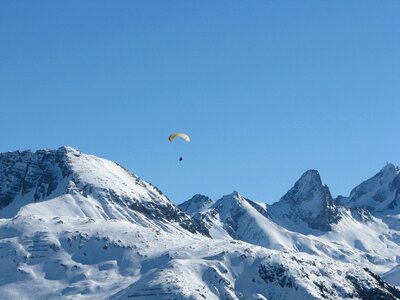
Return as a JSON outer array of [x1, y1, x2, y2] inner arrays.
[[0, 147, 399, 299]]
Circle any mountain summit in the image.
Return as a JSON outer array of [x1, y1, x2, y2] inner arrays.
[[342, 163, 400, 212], [268, 169, 342, 232], [0, 146, 209, 236], [338, 163, 400, 231]]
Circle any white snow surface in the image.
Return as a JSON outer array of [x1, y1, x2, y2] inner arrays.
[[65, 147, 171, 207], [182, 191, 400, 276], [1, 147, 400, 299], [1, 214, 399, 300]]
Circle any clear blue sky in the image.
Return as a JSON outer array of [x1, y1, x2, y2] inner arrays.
[[1, 1, 399, 204]]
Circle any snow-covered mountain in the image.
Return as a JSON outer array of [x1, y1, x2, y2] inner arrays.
[[181, 190, 400, 276], [0, 147, 399, 299], [341, 163, 400, 213], [180, 167, 400, 282], [338, 163, 400, 232], [0, 147, 209, 236]]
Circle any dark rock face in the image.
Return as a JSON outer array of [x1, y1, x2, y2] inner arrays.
[[0, 147, 71, 209], [258, 258, 400, 300], [258, 263, 295, 289], [350, 208, 374, 223], [308, 204, 343, 232], [346, 268, 400, 300]]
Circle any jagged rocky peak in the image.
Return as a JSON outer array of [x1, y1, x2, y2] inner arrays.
[[0, 147, 73, 209], [285, 170, 323, 197], [280, 169, 333, 208], [380, 163, 399, 175], [188, 194, 212, 202], [269, 169, 342, 232], [345, 162, 400, 212], [373, 163, 400, 186]]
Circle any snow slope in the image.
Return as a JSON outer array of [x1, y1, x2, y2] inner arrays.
[[181, 174, 400, 275], [0, 147, 399, 299], [1, 212, 399, 300]]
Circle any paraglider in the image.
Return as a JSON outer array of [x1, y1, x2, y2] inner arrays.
[[168, 133, 190, 142], [168, 133, 190, 162]]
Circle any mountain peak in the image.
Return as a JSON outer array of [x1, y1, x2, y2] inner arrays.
[[218, 191, 246, 205], [280, 169, 328, 206], [297, 169, 323, 186], [178, 194, 214, 217], [190, 194, 211, 201], [269, 169, 341, 232], [228, 190, 241, 199], [379, 163, 399, 177], [343, 163, 400, 213], [0, 147, 210, 236]]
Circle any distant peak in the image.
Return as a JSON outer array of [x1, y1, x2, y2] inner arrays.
[[230, 191, 241, 197], [188, 194, 213, 203], [178, 194, 214, 216], [279, 168, 332, 206], [218, 191, 245, 204], [222, 191, 243, 201], [379, 163, 399, 175], [303, 169, 320, 177], [297, 169, 323, 186]]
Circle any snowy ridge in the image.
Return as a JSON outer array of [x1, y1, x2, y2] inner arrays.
[[0, 147, 209, 236], [342, 163, 400, 213]]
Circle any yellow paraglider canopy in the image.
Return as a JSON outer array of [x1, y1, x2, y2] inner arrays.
[[168, 133, 190, 142]]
